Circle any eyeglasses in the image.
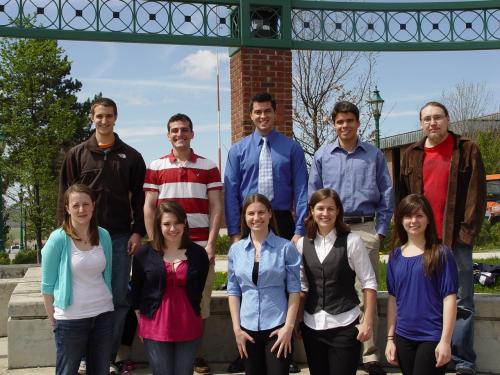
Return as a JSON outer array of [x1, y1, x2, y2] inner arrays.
[[421, 115, 445, 124]]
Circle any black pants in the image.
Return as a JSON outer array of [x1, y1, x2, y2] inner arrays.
[[301, 321, 360, 375], [242, 326, 290, 375], [395, 335, 447, 375], [274, 210, 295, 240], [121, 306, 138, 346]]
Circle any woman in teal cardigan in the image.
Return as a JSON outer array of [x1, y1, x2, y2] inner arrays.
[[41, 184, 113, 375]]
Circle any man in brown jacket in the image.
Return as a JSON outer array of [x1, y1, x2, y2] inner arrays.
[[399, 101, 486, 375]]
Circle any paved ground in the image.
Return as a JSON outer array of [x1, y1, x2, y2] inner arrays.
[[0, 336, 402, 375], [0, 336, 495, 374]]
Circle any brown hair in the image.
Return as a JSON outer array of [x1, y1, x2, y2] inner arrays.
[[249, 92, 277, 113], [305, 188, 350, 239], [240, 194, 278, 238], [90, 97, 118, 117], [62, 184, 99, 246], [151, 201, 191, 252], [390, 194, 444, 277], [331, 101, 360, 122], [167, 113, 193, 131], [419, 101, 449, 120]]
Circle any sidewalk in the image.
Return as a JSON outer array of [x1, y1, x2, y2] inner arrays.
[[0, 334, 495, 374], [0, 336, 353, 374]]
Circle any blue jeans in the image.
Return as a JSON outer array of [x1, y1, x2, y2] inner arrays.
[[143, 338, 201, 375], [452, 242, 476, 373], [54, 311, 113, 375], [110, 234, 132, 361]]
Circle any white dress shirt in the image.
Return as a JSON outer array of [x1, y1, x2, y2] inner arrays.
[[297, 229, 377, 330]]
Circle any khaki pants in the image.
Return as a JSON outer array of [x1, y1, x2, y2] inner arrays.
[[200, 263, 215, 320], [351, 222, 380, 364]]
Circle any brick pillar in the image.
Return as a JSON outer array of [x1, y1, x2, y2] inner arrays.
[[230, 48, 293, 143]]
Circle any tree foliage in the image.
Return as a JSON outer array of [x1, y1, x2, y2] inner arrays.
[[0, 38, 91, 249], [476, 130, 500, 174], [292, 50, 376, 164]]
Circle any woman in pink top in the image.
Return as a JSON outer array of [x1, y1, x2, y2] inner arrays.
[[131, 201, 209, 375]]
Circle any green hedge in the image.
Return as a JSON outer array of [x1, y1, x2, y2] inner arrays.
[[12, 249, 38, 264], [0, 252, 10, 265], [216, 235, 231, 255]]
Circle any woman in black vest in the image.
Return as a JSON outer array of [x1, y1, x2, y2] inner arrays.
[[295, 188, 378, 375]]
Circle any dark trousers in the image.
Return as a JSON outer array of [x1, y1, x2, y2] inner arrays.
[[395, 335, 447, 375], [274, 210, 295, 240], [121, 306, 138, 346], [242, 326, 290, 375], [301, 321, 360, 375]]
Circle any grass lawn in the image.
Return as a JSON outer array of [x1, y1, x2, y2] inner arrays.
[[379, 257, 500, 294], [214, 257, 500, 294], [213, 272, 227, 290]]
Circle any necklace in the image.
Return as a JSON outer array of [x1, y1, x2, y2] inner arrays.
[[77, 237, 90, 244]]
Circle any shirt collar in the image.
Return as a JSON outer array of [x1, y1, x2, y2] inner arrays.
[[252, 129, 278, 145], [331, 137, 366, 153], [315, 229, 337, 243], [243, 230, 278, 250], [167, 148, 198, 163]]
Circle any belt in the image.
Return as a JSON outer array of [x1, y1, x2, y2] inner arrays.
[[344, 216, 374, 224]]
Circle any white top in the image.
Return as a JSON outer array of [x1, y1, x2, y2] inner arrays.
[[297, 230, 377, 330], [54, 241, 114, 320]]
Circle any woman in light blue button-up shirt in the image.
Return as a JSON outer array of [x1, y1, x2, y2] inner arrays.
[[227, 193, 301, 375]]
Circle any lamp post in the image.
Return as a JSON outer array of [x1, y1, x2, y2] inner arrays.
[[19, 188, 24, 251], [368, 86, 384, 148], [0, 130, 4, 253]]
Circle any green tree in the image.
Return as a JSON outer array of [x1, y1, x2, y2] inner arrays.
[[476, 130, 500, 174], [0, 38, 91, 249]]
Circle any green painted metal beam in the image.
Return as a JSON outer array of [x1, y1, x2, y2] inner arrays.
[[0, 0, 498, 51]]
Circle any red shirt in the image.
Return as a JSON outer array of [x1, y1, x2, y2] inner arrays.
[[423, 134, 454, 239], [139, 260, 202, 342], [143, 150, 222, 243]]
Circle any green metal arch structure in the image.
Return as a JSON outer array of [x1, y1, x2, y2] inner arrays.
[[0, 0, 499, 51]]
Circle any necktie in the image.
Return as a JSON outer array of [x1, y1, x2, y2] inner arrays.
[[258, 137, 274, 201]]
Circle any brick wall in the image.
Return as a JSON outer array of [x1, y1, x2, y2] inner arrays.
[[230, 47, 293, 143]]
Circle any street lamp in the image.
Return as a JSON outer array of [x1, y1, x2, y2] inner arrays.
[[368, 86, 384, 148], [0, 130, 4, 253]]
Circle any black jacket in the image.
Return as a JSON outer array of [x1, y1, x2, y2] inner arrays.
[[131, 243, 209, 318], [57, 132, 146, 236]]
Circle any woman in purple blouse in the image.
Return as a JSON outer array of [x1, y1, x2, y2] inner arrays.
[[386, 194, 458, 375]]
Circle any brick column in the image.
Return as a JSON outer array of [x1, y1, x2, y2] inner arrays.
[[230, 48, 293, 143]]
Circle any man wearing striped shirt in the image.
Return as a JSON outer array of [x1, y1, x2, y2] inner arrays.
[[143, 113, 223, 374]]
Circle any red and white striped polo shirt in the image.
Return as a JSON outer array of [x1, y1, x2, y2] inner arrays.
[[144, 149, 222, 243]]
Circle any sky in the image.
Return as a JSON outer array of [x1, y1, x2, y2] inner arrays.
[[58, 40, 500, 174]]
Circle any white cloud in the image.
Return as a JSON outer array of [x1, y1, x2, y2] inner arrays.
[[118, 122, 230, 138], [81, 77, 230, 92], [177, 50, 230, 80]]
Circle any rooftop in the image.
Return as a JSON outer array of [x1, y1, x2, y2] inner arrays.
[[380, 112, 500, 150]]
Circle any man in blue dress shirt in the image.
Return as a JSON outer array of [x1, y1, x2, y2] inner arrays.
[[224, 92, 308, 373], [308, 101, 394, 375], [224, 92, 308, 245]]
